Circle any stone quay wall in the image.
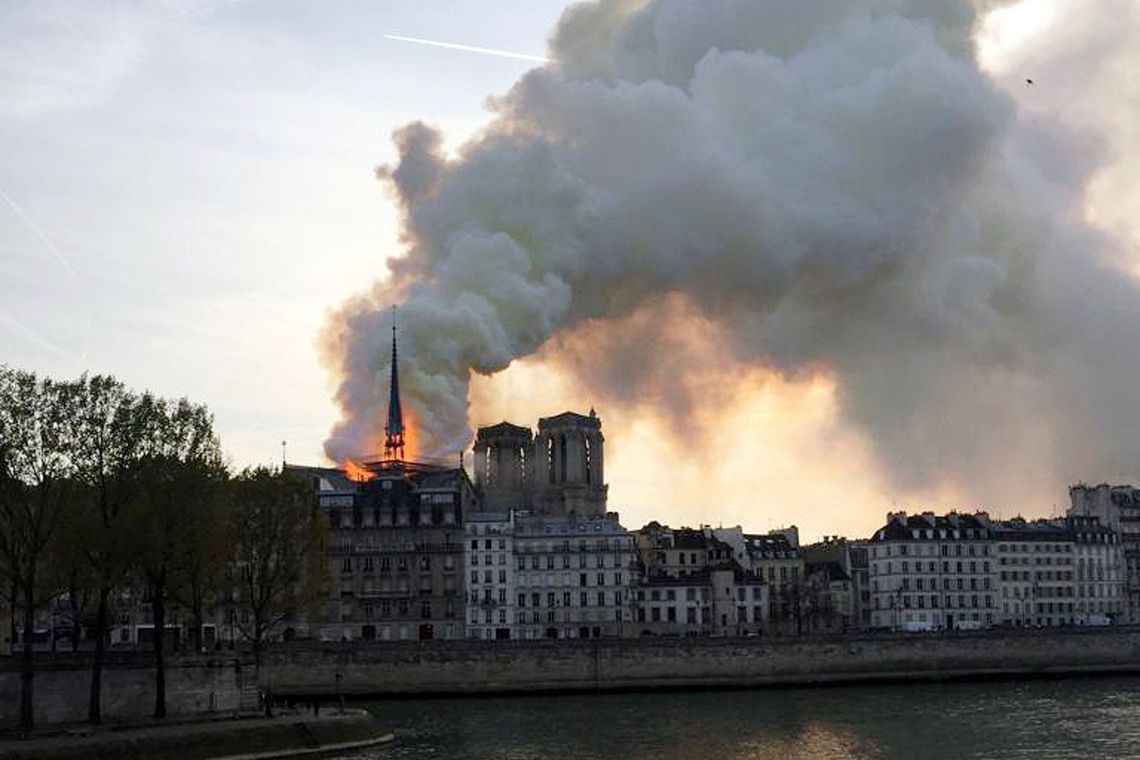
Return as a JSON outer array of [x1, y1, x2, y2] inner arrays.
[[262, 628, 1140, 697], [0, 653, 254, 725]]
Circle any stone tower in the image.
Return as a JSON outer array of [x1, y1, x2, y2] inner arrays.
[[473, 422, 534, 509], [534, 410, 607, 518]]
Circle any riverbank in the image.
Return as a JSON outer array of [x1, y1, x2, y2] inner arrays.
[[0, 709, 392, 760], [0, 652, 255, 724], [262, 626, 1140, 698]]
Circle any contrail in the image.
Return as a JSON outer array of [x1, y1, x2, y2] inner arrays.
[[0, 186, 77, 278], [384, 34, 551, 64], [0, 310, 67, 357]]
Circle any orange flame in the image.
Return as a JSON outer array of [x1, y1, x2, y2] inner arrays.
[[342, 458, 376, 482], [402, 409, 418, 461]]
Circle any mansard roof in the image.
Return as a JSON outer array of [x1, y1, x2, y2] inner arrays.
[[872, 512, 992, 542], [743, 533, 801, 558]]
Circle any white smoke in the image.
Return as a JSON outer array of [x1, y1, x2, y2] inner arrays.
[[322, 0, 1139, 503]]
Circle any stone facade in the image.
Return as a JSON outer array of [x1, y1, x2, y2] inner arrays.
[[994, 515, 1123, 626], [868, 512, 999, 631], [474, 412, 607, 518], [714, 527, 805, 633], [464, 512, 516, 640], [634, 525, 767, 636], [513, 513, 636, 640], [262, 629, 1140, 698], [1069, 483, 1140, 623], [304, 461, 475, 642]]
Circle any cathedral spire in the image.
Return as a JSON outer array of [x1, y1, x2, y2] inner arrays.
[[384, 306, 405, 460]]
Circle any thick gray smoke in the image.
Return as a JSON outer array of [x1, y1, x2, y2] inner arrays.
[[322, 0, 1139, 503]]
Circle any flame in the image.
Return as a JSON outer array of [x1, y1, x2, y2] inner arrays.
[[342, 458, 376, 482], [402, 408, 418, 461]]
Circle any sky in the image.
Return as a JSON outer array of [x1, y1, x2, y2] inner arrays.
[[2, 0, 1138, 542]]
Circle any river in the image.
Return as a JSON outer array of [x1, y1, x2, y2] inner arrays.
[[328, 676, 1140, 759]]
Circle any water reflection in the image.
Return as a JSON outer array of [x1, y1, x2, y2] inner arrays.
[[329, 677, 1140, 760]]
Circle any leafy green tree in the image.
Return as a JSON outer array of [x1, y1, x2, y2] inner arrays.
[[0, 367, 76, 733]]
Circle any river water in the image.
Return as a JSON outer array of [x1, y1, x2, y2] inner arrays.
[[332, 677, 1140, 760]]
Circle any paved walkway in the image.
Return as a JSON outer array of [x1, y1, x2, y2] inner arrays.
[[0, 709, 385, 760]]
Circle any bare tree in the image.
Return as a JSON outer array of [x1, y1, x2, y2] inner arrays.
[[230, 467, 326, 667]]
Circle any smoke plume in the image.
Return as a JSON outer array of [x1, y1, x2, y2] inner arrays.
[[322, 0, 1139, 504]]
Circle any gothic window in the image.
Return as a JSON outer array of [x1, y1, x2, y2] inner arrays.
[[584, 438, 592, 484], [547, 438, 555, 484]]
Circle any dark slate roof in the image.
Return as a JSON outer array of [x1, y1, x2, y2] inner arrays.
[[743, 534, 801, 558], [871, 512, 992, 542], [991, 518, 1072, 542], [416, 468, 467, 490], [673, 529, 709, 550]]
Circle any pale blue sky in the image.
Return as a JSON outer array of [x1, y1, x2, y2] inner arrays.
[[0, 0, 571, 468]]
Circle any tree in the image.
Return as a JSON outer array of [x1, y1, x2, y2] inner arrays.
[[132, 397, 225, 718], [169, 473, 233, 654], [0, 368, 76, 733], [67, 376, 155, 723], [230, 467, 325, 667]]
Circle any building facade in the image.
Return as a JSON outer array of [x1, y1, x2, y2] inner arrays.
[[512, 513, 636, 639], [306, 461, 474, 642], [634, 525, 768, 636], [868, 512, 999, 631], [464, 511, 516, 640], [994, 516, 1123, 626], [1069, 484, 1140, 623]]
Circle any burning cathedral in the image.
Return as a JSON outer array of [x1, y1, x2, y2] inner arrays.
[[292, 318, 632, 642]]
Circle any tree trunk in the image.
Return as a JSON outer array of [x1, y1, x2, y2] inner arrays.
[[153, 581, 167, 719], [69, 582, 82, 653], [252, 618, 263, 670], [19, 584, 35, 735], [192, 609, 203, 653], [9, 576, 17, 656], [190, 590, 203, 653], [88, 586, 109, 724]]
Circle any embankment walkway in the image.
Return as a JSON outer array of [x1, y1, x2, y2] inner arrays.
[[0, 708, 392, 760]]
